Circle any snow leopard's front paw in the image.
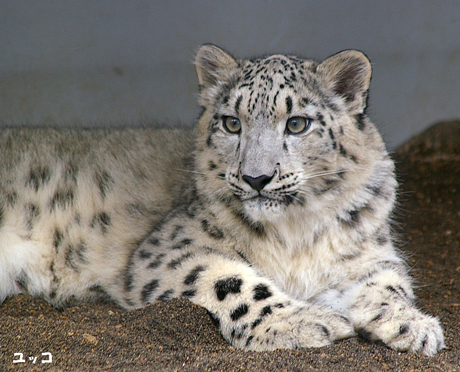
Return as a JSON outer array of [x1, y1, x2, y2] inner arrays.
[[352, 301, 445, 356], [240, 304, 355, 351]]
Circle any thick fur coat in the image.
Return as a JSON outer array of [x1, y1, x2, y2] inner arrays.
[[0, 45, 444, 355]]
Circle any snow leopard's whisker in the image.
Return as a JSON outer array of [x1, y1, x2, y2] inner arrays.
[[206, 186, 230, 201], [286, 194, 304, 205], [297, 182, 343, 196], [175, 168, 226, 180], [175, 168, 208, 176], [295, 189, 314, 198], [303, 169, 348, 180]]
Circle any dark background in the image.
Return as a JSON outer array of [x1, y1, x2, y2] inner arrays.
[[1, 1, 459, 148]]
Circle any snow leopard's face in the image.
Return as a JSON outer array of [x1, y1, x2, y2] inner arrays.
[[194, 45, 380, 222]]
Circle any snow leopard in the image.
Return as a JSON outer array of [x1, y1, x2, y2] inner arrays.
[[0, 45, 444, 356]]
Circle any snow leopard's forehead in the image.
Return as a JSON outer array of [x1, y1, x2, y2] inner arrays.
[[241, 54, 317, 84], [221, 55, 337, 124]]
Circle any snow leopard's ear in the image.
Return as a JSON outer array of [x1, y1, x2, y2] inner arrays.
[[195, 44, 238, 89], [317, 50, 372, 114]]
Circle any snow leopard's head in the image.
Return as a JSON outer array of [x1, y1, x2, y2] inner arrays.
[[194, 45, 390, 224]]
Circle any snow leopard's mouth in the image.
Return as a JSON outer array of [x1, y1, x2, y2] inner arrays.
[[239, 190, 300, 203], [241, 194, 299, 210]]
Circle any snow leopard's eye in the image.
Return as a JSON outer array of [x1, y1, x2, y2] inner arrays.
[[285, 117, 311, 135], [222, 116, 241, 134]]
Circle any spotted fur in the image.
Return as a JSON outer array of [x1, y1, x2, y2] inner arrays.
[[0, 45, 444, 356]]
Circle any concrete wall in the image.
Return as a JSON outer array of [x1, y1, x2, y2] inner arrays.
[[1, 1, 459, 148]]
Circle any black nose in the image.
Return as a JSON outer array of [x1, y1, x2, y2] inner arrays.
[[242, 174, 274, 192]]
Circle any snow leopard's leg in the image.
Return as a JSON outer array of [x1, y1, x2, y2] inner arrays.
[[117, 244, 354, 351], [321, 260, 445, 356]]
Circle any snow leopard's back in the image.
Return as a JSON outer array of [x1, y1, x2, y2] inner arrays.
[[0, 126, 194, 305]]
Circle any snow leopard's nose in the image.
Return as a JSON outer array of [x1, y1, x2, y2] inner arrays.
[[242, 174, 274, 192]]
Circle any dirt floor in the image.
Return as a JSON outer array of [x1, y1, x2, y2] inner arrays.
[[1, 121, 460, 371]]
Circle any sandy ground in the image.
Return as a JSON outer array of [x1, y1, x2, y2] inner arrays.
[[1, 121, 460, 371]]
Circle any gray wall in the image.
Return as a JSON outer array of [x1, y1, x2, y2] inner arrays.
[[1, 1, 459, 149]]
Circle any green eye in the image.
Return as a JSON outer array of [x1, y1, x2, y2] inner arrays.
[[223, 116, 241, 134], [286, 117, 311, 135]]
